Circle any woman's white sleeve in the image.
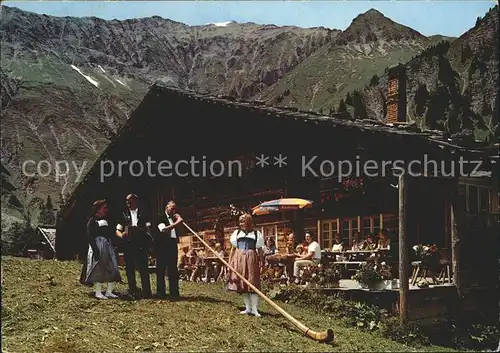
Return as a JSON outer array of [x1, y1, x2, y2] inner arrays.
[[255, 231, 265, 249], [230, 230, 238, 247]]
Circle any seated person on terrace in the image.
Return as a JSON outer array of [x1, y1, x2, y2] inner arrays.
[[331, 233, 345, 261], [295, 244, 304, 255], [262, 237, 279, 266], [331, 233, 344, 252], [215, 243, 226, 257], [263, 237, 278, 257], [206, 243, 226, 281], [362, 234, 377, 250], [351, 232, 362, 250], [377, 230, 391, 250], [178, 246, 192, 279], [293, 232, 321, 283], [285, 233, 296, 255], [275, 232, 298, 277], [188, 248, 204, 282], [178, 246, 189, 268]]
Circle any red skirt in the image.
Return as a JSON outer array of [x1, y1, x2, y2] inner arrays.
[[226, 248, 260, 293]]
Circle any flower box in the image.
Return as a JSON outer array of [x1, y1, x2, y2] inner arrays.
[[302, 264, 342, 288], [361, 280, 392, 291], [413, 244, 440, 271], [353, 258, 393, 290]]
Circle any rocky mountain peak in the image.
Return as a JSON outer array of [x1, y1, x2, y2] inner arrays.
[[357, 8, 385, 20], [336, 8, 427, 44]]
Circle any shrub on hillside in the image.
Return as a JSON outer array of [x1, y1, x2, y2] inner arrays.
[[263, 285, 500, 350], [379, 316, 430, 347], [268, 286, 391, 332], [2, 221, 38, 256]]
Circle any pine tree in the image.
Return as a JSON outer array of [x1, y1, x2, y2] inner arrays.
[[38, 195, 56, 226], [492, 97, 499, 143], [446, 100, 460, 134], [353, 90, 368, 119], [345, 93, 353, 106], [46, 195, 54, 211], [1, 163, 23, 210], [493, 96, 499, 123], [0, 163, 16, 192], [414, 85, 429, 117], [4, 221, 38, 256], [58, 192, 65, 208], [481, 99, 492, 116], [459, 90, 475, 131], [369, 74, 379, 87], [338, 99, 347, 113], [475, 16, 482, 27]]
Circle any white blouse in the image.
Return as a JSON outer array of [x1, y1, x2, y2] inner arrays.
[[332, 243, 344, 252], [230, 229, 264, 249]]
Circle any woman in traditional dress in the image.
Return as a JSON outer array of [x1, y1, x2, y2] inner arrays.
[[227, 213, 264, 317], [80, 199, 122, 299]]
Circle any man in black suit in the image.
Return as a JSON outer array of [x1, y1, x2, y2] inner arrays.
[[116, 193, 153, 298], [155, 200, 184, 300]]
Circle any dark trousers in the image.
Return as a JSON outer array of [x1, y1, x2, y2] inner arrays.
[[155, 238, 179, 296], [124, 243, 151, 296]]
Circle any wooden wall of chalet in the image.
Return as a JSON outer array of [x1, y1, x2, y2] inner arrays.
[[55, 86, 492, 261], [455, 177, 499, 293]]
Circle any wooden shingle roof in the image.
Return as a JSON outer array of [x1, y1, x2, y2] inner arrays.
[[56, 84, 498, 224]]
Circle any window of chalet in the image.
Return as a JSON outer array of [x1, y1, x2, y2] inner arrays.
[[320, 214, 395, 249], [466, 184, 491, 213], [341, 218, 359, 247], [362, 218, 371, 237], [478, 187, 489, 212], [191, 236, 203, 249], [187, 231, 216, 250], [321, 219, 339, 249], [381, 214, 398, 234], [374, 217, 381, 235], [261, 225, 278, 245], [362, 215, 382, 237]]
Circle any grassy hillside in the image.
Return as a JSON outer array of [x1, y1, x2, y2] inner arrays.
[[1, 257, 455, 352], [259, 44, 420, 112]]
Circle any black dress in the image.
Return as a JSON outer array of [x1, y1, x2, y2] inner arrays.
[[80, 216, 122, 285]]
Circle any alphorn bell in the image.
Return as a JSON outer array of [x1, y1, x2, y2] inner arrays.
[[182, 222, 334, 344]]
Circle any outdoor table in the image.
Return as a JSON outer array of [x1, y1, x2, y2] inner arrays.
[[264, 253, 296, 279], [200, 256, 229, 281], [321, 250, 381, 262]]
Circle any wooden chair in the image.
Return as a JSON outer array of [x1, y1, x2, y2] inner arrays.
[[411, 261, 422, 285], [437, 248, 452, 284], [411, 260, 438, 286], [216, 264, 227, 281]]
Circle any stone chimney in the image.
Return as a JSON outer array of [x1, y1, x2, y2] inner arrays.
[[385, 64, 407, 124]]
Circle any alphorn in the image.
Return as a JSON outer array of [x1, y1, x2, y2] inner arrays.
[[183, 222, 334, 344]]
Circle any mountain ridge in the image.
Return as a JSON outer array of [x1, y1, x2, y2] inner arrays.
[[328, 5, 498, 141], [0, 5, 497, 228]]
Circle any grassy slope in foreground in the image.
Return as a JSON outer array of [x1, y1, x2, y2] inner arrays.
[[1, 257, 455, 352]]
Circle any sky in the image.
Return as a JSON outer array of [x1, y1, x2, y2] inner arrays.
[[2, 1, 497, 37]]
